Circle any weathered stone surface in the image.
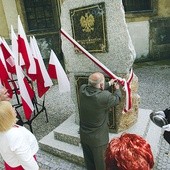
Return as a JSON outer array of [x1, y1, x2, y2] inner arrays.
[[61, 0, 136, 74], [150, 17, 170, 60], [109, 73, 140, 133], [60, 0, 139, 132]]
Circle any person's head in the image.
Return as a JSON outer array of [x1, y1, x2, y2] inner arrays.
[[0, 101, 17, 132], [0, 87, 10, 101], [88, 72, 105, 90], [105, 133, 154, 170]]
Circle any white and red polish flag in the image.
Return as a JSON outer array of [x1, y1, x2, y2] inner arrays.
[[11, 25, 24, 67], [0, 37, 16, 74], [11, 26, 34, 120], [15, 64, 34, 120], [11, 26, 18, 63], [60, 28, 133, 112], [30, 36, 53, 98], [0, 48, 13, 98], [17, 16, 36, 81], [48, 50, 70, 93], [10, 26, 23, 95], [1, 33, 20, 96]]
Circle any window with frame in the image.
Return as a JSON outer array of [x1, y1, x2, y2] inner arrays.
[[23, 0, 56, 32], [122, 0, 153, 12]]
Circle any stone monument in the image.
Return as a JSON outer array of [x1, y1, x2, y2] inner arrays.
[[39, 0, 161, 165], [60, 0, 140, 132]]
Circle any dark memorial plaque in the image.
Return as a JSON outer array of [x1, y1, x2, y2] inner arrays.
[[70, 2, 108, 53]]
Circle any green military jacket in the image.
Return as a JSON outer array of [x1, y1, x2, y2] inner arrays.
[[79, 82, 122, 147]]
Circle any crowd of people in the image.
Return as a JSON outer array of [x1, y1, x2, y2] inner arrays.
[[0, 72, 169, 170]]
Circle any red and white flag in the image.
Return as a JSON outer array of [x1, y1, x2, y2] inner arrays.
[[0, 49, 13, 98], [0, 38, 16, 74], [30, 36, 53, 98], [12, 27, 35, 120], [11, 25, 25, 67], [14, 63, 34, 120], [48, 50, 70, 93], [18, 16, 36, 81], [9, 26, 24, 95]]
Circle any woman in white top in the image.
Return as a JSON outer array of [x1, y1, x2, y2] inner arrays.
[[0, 101, 39, 170]]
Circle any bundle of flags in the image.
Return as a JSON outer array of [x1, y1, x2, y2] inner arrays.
[[0, 15, 134, 121], [0, 16, 70, 120]]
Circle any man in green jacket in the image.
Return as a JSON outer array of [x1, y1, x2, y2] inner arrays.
[[79, 72, 122, 170]]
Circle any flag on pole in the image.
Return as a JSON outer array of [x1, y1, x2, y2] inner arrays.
[[15, 64, 34, 120], [0, 38, 16, 74], [30, 36, 53, 98], [48, 50, 70, 93], [11, 25, 25, 67], [12, 46, 34, 120], [10, 25, 23, 95], [0, 50, 13, 98], [12, 26, 35, 120], [17, 15, 36, 81]]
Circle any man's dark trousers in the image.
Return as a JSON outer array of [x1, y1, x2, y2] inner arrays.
[[81, 142, 107, 170]]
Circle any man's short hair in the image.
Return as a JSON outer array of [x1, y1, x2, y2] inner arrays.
[[88, 72, 104, 87]]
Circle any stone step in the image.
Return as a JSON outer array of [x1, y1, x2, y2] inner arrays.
[[39, 131, 85, 166], [53, 114, 80, 146], [39, 109, 162, 166]]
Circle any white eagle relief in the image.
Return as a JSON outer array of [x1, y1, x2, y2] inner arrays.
[[80, 13, 95, 33]]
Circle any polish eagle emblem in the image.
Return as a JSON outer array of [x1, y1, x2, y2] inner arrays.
[[80, 13, 95, 33]]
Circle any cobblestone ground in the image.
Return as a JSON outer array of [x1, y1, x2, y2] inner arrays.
[[0, 59, 170, 169], [133, 60, 170, 170]]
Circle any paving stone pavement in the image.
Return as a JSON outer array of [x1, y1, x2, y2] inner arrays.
[[0, 59, 170, 170]]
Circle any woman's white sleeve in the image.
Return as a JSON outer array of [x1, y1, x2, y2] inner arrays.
[[14, 143, 39, 170]]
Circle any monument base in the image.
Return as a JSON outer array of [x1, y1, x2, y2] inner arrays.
[[39, 108, 161, 167]]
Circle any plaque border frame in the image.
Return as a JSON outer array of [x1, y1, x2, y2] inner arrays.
[[70, 2, 108, 53]]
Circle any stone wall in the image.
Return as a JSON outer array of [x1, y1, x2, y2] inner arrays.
[[149, 17, 170, 60]]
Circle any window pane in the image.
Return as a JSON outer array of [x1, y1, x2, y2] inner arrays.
[[36, 7, 44, 19], [29, 20, 38, 30], [122, 0, 152, 12], [23, 0, 55, 31]]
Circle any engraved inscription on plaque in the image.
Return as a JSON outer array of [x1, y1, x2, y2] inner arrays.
[[70, 2, 108, 53], [75, 76, 115, 130]]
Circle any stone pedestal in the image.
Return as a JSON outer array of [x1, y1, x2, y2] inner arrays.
[[110, 73, 140, 133], [39, 109, 161, 166]]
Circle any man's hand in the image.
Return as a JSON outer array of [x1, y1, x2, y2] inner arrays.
[[108, 79, 120, 89], [114, 82, 120, 90], [109, 79, 117, 86], [0, 87, 10, 101], [162, 124, 170, 132]]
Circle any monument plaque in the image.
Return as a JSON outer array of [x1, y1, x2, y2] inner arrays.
[[70, 2, 108, 53]]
